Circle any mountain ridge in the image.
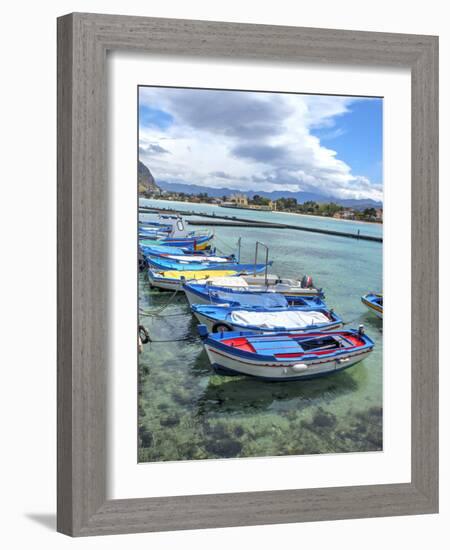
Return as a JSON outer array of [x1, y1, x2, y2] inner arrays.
[[156, 180, 382, 209]]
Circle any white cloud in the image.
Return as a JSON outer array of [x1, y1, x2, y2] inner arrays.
[[138, 88, 382, 201]]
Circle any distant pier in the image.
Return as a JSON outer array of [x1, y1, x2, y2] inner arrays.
[[139, 206, 383, 243]]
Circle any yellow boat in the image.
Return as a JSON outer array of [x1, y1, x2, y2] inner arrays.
[[148, 269, 239, 290]]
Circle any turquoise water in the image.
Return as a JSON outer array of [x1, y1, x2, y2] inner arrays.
[[140, 198, 383, 238], [138, 200, 383, 462]]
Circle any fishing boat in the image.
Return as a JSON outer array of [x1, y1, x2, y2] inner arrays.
[[145, 251, 238, 269], [140, 244, 231, 263], [138, 226, 171, 238], [147, 269, 240, 290], [147, 255, 272, 272], [198, 326, 374, 380], [140, 233, 213, 251], [361, 293, 383, 318], [183, 274, 324, 298], [183, 282, 326, 308], [191, 303, 343, 334], [140, 244, 195, 256], [138, 215, 214, 250]]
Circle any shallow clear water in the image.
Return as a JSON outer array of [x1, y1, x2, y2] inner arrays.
[[138, 200, 383, 462]]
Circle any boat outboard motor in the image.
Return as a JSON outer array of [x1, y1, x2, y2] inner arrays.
[[301, 275, 314, 289]]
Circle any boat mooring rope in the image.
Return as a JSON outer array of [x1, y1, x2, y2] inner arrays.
[[342, 315, 365, 327], [144, 334, 199, 343], [213, 234, 236, 255], [139, 289, 183, 317]]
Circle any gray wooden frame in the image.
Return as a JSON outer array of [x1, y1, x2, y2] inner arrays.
[[57, 12, 438, 537]]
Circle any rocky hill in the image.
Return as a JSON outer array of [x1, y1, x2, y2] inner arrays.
[[138, 161, 160, 196]]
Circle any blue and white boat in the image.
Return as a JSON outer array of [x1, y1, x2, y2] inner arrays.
[[142, 248, 236, 265], [361, 293, 383, 318], [140, 233, 214, 251], [139, 226, 171, 239], [147, 255, 272, 272], [198, 326, 374, 380], [140, 244, 194, 256], [139, 215, 214, 251], [183, 282, 326, 308], [147, 268, 241, 290], [191, 303, 342, 334], [182, 274, 324, 299]]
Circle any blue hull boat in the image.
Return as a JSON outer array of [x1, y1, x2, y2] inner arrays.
[[139, 227, 171, 239], [140, 244, 194, 256], [141, 247, 234, 264], [191, 303, 343, 334], [148, 256, 272, 272], [183, 282, 326, 308], [199, 327, 374, 380], [361, 293, 383, 318], [139, 233, 214, 251]]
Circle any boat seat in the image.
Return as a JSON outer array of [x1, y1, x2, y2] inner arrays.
[[247, 338, 302, 356]]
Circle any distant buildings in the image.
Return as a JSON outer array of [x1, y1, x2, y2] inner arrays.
[[333, 209, 356, 220], [375, 208, 383, 222], [333, 207, 383, 222], [229, 193, 248, 206], [221, 193, 275, 211]]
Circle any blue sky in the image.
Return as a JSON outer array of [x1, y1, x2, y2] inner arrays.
[[138, 87, 383, 201], [310, 98, 382, 185]]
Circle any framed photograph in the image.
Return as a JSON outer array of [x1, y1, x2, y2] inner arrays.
[[57, 13, 438, 536]]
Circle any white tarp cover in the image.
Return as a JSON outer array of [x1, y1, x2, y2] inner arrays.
[[230, 309, 330, 329], [196, 276, 249, 287]]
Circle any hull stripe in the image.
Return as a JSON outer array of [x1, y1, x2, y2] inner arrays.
[[207, 346, 369, 368]]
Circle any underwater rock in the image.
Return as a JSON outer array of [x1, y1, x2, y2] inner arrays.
[[203, 422, 228, 439], [160, 414, 180, 428], [312, 409, 337, 429], [234, 425, 244, 438], [139, 426, 153, 448], [172, 389, 192, 406], [204, 438, 242, 458], [368, 405, 383, 418]]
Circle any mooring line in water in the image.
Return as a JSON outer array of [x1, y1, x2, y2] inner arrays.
[[139, 289, 182, 316], [342, 315, 365, 327], [146, 334, 199, 343], [140, 308, 189, 318]]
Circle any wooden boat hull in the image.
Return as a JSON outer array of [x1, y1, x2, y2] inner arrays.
[[202, 330, 373, 380], [140, 233, 213, 251], [361, 293, 383, 318], [192, 305, 343, 334], [183, 283, 326, 308], [148, 269, 239, 291], [148, 256, 271, 272]]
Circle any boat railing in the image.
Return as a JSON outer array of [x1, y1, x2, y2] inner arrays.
[[254, 241, 270, 285]]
